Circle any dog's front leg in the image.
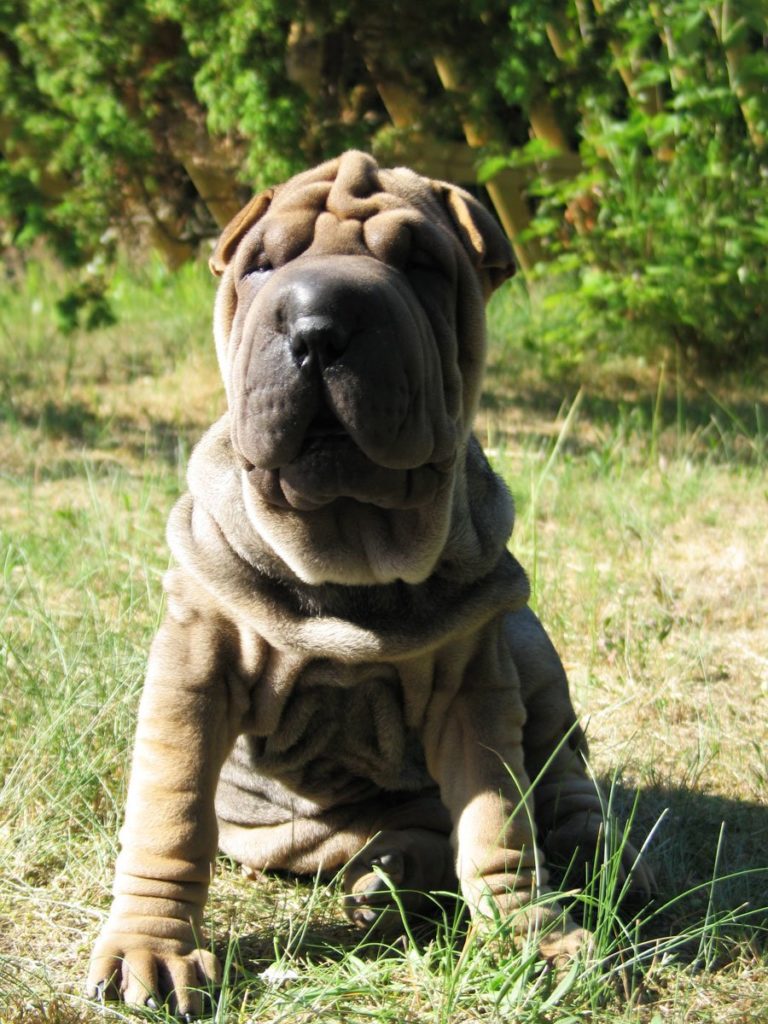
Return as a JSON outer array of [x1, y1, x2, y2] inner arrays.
[[87, 597, 244, 1016], [424, 619, 586, 959]]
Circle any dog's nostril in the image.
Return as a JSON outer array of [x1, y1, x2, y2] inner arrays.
[[289, 315, 348, 367]]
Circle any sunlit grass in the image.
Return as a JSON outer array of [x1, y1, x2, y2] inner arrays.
[[1, 262, 766, 1022]]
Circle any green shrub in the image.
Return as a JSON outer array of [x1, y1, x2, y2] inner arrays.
[[506, 1, 768, 369]]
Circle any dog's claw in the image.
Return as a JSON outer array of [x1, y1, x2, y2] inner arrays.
[[352, 907, 379, 927], [371, 850, 403, 879], [354, 872, 393, 901]]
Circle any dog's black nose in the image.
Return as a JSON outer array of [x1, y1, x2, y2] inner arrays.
[[289, 315, 348, 367], [281, 272, 365, 368]]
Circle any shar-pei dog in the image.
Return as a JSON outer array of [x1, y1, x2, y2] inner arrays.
[[87, 151, 651, 1015]]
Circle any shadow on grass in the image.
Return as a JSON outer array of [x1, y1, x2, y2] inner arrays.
[[2, 366, 765, 484], [529, 776, 768, 960], [216, 781, 767, 986], [617, 779, 768, 940], [481, 363, 767, 466], [0, 392, 207, 476], [0, 397, 104, 443]]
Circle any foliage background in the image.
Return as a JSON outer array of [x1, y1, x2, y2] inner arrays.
[[1, 0, 767, 364]]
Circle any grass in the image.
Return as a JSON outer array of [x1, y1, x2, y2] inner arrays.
[[1, 257, 766, 1023]]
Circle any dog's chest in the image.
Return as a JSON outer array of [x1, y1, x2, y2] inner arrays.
[[240, 655, 433, 797]]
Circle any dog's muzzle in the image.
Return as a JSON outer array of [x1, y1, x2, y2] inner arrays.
[[228, 256, 458, 511]]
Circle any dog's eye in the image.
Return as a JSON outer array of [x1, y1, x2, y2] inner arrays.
[[244, 253, 273, 277]]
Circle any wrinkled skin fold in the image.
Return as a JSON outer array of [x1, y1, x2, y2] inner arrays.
[[87, 152, 653, 1016]]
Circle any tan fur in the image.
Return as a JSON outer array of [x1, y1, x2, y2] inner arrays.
[[87, 153, 651, 1015]]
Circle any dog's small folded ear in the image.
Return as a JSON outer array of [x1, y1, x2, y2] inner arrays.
[[434, 183, 515, 291], [209, 189, 275, 276]]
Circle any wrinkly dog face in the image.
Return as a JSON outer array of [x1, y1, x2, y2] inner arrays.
[[210, 151, 514, 586]]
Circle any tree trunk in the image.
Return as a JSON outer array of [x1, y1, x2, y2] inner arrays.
[[432, 54, 545, 274]]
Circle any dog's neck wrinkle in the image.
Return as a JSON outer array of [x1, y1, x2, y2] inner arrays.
[[183, 415, 525, 630], [216, 417, 510, 572], [171, 493, 529, 658], [195, 505, 511, 629], [244, 568, 480, 626]]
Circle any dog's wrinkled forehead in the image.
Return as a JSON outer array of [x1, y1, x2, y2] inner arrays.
[[210, 151, 514, 284], [227, 153, 453, 274], [273, 149, 419, 222]]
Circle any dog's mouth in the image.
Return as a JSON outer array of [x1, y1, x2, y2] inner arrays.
[[299, 406, 349, 452], [248, 461, 451, 512], [243, 411, 453, 513]]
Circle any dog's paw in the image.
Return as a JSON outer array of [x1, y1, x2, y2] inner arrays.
[[464, 880, 591, 969], [536, 919, 590, 965], [87, 931, 220, 1018], [344, 847, 407, 931], [342, 829, 454, 935]]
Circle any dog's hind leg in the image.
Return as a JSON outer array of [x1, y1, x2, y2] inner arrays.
[[506, 607, 655, 898], [217, 808, 375, 877], [218, 794, 456, 934]]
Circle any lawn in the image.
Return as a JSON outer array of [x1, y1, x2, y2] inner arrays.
[[1, 259, 766, 1023]]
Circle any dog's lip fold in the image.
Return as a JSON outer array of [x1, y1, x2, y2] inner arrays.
[[239, 399, 455, 511], [245, 453, 452, 512]]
